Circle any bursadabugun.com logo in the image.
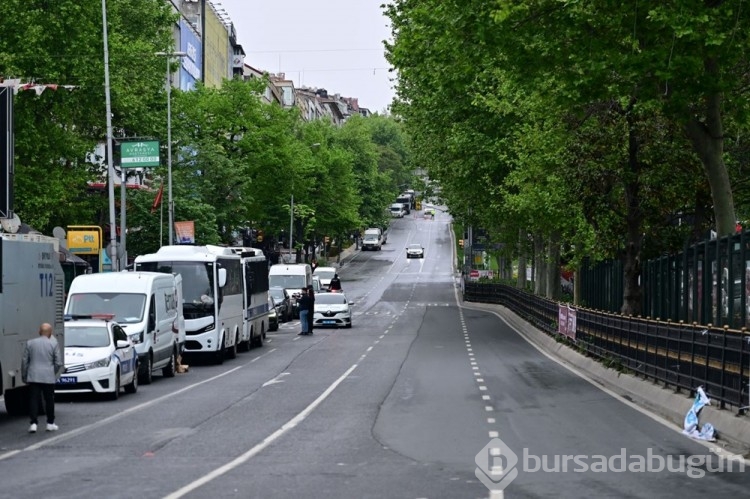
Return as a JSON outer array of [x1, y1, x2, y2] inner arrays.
[[475, 437, 745, 492]]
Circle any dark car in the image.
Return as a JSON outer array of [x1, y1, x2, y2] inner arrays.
[[269, 287, 292, 322], [267, 296, 279, 332]]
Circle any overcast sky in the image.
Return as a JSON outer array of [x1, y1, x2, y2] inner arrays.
[[216, 0, 395, 113]]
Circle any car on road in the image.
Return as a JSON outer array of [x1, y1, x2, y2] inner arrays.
[[313, 292, 353, 328], [267, 296, 279, 332], [406, 243, 425, 258], [56, 315, 138, 400], [269, 287, 292, 322], [313, 266, 337, 288]]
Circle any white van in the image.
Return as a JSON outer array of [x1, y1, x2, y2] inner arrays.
[[64, 272, 185, 384], [269, 263, 312, 318]]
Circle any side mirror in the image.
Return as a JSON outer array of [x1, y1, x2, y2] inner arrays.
[[218, 268, 227, 287], [348, 301, 354, 305], [116, 340, 130, 349]]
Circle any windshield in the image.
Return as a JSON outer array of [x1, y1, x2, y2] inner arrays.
[[315, 294, 347, 305], [66, 293, 146, 324], [314, 270, 336, 280], [137, 261, 214, 316], [269, 275, 306, 289], [408, 244, 422, 250], [269, 288, 286, 300], [65, 326, 111, 348]]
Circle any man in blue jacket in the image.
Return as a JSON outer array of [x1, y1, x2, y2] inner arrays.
[[21, 323, 63, 433]]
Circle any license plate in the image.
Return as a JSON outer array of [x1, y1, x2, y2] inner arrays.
[[57, 376, 77, 384], [323, 320, 336, 324]]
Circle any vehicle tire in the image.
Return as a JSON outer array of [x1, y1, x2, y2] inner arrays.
[[215, 340, 225, 365], [269, 320, 278, 332], [107, 370, 120, 401], [4, 386, 29, 416], [162, 347, 177, 377], [124, 363, 138, 394], [139, 354, 153, 385], [251, 324, 264, 348], [346, 322, 352, 328], [227, 333, 238, 359]]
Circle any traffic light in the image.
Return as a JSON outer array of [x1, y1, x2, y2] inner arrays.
[[459, 239, 464, 248]]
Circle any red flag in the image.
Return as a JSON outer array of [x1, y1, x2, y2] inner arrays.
[[151, 182, 164, 214]]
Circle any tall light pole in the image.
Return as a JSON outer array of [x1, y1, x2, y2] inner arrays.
[[102, 0, 118, 271], [155, 51, 187, 246], [289, 191, 294, 263]]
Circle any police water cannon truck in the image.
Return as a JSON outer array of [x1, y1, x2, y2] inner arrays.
[[0, 217, 65, 415]]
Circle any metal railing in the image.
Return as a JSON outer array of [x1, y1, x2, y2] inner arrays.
[[464, 282, 750, 411]]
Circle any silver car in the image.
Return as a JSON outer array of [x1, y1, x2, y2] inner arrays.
[[313, 292, 353, 328]]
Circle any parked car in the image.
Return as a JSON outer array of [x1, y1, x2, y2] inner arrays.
[[269, 287, 292, 322], [267, 296, 279, 332], [313, 266, 337, 288], [56, 315, 138, 400], [313, 291, 353, 328], [406, 243, 425, 258]]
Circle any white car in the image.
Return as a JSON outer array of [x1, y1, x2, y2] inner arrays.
[[313, 266, 337, 288], [406, 243, 425, 258], [56, 315, 138, 400], [313, 292, 353, 328]]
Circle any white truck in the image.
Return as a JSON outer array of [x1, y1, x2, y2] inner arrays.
[[1, 233, 65, 415], [362, 228, 387, 251]]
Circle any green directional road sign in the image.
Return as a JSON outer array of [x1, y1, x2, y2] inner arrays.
[[120, 141, 160, 168]]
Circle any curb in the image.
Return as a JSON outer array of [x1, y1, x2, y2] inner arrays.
[[462, 299, 750, 455]]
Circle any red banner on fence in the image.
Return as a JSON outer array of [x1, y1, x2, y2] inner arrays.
[[558, 304, 577, 340]]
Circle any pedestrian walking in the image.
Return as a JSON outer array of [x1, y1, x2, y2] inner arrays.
[[297, 291, 311, 336], [21, 323, 62, 433], [307, 286, 315, 335]]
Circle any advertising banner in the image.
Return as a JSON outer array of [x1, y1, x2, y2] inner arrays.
[[120, 141, 160, 168], [174, 221, 195, 244], [558, 304, 577, 340], [67, 229, 101, 255], [180, 20, 203, 91]]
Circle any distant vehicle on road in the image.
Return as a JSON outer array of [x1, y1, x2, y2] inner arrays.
[[362, 228, 386, 251], [390, 203, 406, 218], [267, 296, 279, 332], [313, 266, 337, 288], [269, 287, 292, 321], [406, 243, 425, 258], [313, 292, 353, 328], [57, 315, 138, 400]]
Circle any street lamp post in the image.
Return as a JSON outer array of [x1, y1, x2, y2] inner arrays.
[[289, 192, 294, 263], [102, 0, 118, 271], [155, 51, 187, 246]]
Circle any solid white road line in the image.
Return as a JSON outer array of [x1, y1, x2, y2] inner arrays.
[[164, 362, 360, 499]]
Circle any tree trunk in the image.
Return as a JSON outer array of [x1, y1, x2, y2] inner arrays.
[[517, 229, 527, 290], [534, 234, 545, 295], [684, 59, 736, 237], [621, 109, 643, 316], [546, 231, 561, 301]]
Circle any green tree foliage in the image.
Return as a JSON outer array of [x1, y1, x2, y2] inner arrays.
[[0, 0, 175, 233]]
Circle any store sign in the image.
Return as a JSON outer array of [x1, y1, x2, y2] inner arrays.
[[121, 141, 160, 168], [67, 230, 101, 255]]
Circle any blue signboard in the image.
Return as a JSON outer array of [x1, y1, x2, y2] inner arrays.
[[180, 20, 202, 91]]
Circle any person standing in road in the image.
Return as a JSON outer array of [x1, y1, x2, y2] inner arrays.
[[329, 273, 342, 291], [297, 291, 311, 336], [307, 286, 315, 335], [21, 323, 63, 433]]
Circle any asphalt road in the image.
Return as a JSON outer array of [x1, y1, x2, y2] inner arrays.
[[0, 209, 748, 498]]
